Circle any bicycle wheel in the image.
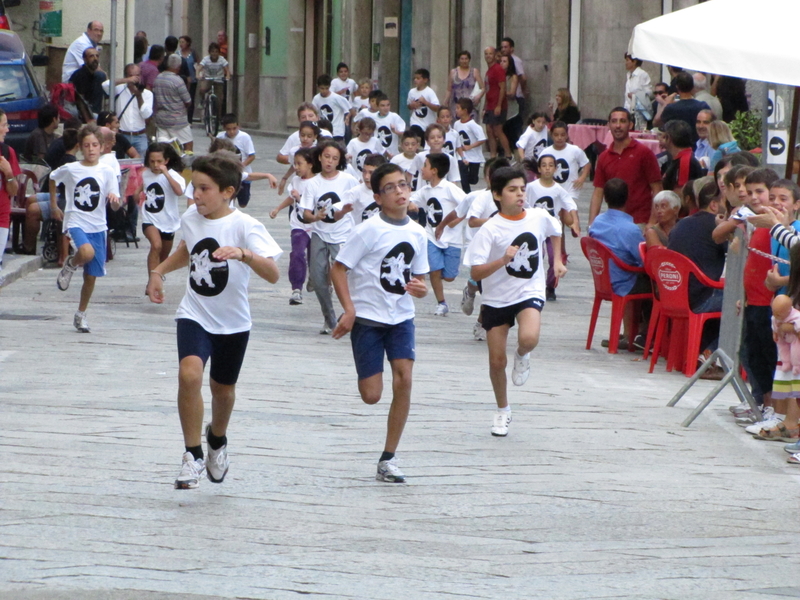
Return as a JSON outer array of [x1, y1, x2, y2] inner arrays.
[[207, 95, 220, 137]]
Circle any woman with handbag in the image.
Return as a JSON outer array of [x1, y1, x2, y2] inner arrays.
[[445, 51, 484, 120]]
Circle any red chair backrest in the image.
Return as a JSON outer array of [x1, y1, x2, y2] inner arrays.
[[581, 236, 614, 299], [13, 170, 37, 209], [645, 247, 718, 317]]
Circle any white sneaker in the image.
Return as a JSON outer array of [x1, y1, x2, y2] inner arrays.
[[473, 321, 486, 341], [57, 257, 77, 291], [73, 311, 90, 333], [376, 457, 405, 483], [289, 289, 303, 305], [491, 410, 512, 437], [511, 350, 530, 386], [320, 324, 332, 335], [434, 302, 449, 316], [205, 424, 229, 483], [744, 409, 785, 435], [729, 401, 749, 415], [737, 406, 775, 427], [461, 285, 476, 316], [175, 452, 206, 489]]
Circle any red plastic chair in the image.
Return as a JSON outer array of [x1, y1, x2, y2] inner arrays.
[[645, 247, 724, 377], [581, 236, 652, 354], [639, 242, 664, 362]]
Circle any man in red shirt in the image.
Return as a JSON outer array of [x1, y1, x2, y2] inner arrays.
[[482, 46, 511, 159], [589, 107, 662, 226]]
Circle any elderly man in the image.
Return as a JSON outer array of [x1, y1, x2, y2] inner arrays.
[[102, 63, 153, 156], [62, 21, 104, 83], [69, 47, 107, 115], [153, 54, 193, 151], [694, 108, 714, 167], [692, 72, 723, 121]]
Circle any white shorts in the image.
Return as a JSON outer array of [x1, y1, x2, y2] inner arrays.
[[156, 124, 193, 146]]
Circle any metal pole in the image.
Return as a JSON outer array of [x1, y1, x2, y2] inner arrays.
[[109, 0, 118, 112], [398, 0, 412, 124]]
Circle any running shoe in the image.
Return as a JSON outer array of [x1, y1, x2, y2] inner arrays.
[[175, 452, 205, 489], [376, 457, 405, 483], [546, 287, 556, 301], [473, 321, 486, 341], [434, 302, 449, 316], [73, 311, 90, 333], [491, 410, 512, 437], [205, 424, 229, 483], [787, 453, 800, 465], [744, 409, 784, 435], [461, 285, 476, 316], [57, 257, 77, 291], [737, 406, 776, 427], [511, 351, 530, 386], [784, 439, 800, 454], [290, 289, 303, 305], [320, 325, 332, 335]]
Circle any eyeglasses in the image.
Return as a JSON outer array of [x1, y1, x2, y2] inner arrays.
[[380, 180, 411, 195]]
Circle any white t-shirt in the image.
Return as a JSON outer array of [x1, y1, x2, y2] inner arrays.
[[456, 189, 491, 243], [463, 208, 561, 308], [353, 108, 379, 123], [352, 96, 370, 112], [216, 130, 256, 173], [454, 119, 487, 163], [142, 168, 186, 233], [525, 179, 577, 220], [540, 143, 590, 198], [517, 127, 549, 160], [410, 179, 466, 248], [99, 153, 121, 182], [467, 189, 502, 222], [312, 92, 352, 137], [407, 150, 461, 191], [391, 153, 416, 172], [330, 77, 357, 102], [407, 86, 440, 130], [341, 183, 380, 225], [285, 175, 313, 232], [336, 215, 429, 325], [299, 171, 359, 244], [199, 55, 228, 80], [287, 143, 317, 166], [443, 129, 463, 157], [373, 112, 406, 157], [51, 161, 120, 234], [346, 137, 384, 174], [176, 206, 282, 334], [279, 128, 331, 157]]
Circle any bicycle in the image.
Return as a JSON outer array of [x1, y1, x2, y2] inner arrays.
[[201, 77, 226, 137]]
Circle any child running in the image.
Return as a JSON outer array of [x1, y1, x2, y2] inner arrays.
[[454, 98, 487, 193], [516, 112, 549, 164], [337, 153, 387, 225], [373, 94, 406, 158], [345, 117, 383, 177], [216, 113, 256, 207], [278, 120, 320, 195], [146, 152, 282, 490], [331, 162, 429, 482], [390, 131, 420, 173], [464, 166, 566, 436], [406, 123, 461, 191], [351, 78, 372, 114], [270, 147, 315, 305], [437, 106, 462, 158], [541, 121, 589, 234], [300, 139, 359, 334], [53, 124, 121, 333], [138, 142, 186, 292]]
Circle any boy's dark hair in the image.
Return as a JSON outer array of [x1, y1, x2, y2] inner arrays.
[[358, 116, 376, 131], [148, 45, 165, 61], [745, 167, 780, 188], [603, 178, 628, 209], [317, 74, 332, 87], [376, 93, 390, 105], [294, 146, 315, 165], [437, 106, 452, 116], [697, 180, 719, 210], [624, 53, 642, 67], [714, 151, 759, 184], [427, 153, 450, 178], [456, 97, 474, 114], [682, 179, 697, 213], [317, 118, 333, 133], [37, 104, 59, 129], [164, 35, 178, 53], [336, 62, 349, 72], [363, 153, 387, 169], [528, 111, 549, 125], [371, 163, 404, 195], [311, 139, 347, 174], [537, 153, 556, 168], [490, 166, 526, 198], [401, 130, 420, 143], [208, 42, 220, 53], [414, 68, 430, 81], [550, 120, 568, 135], [607, 106, 631, 121], [62, 128, 79, 151], [484, 156, 511, 178], [208, 136, 236, 153], [663, 119, 693, 149], [368, 89, 383, 101], [77, 123, 101, 146], [771, 178, 800, 201], [723, 164, 745, 186], [424, 123, 446, 140], [299, 120, 321, 137], [220, 113, 238, 127], [734, 165, 756, 182], [193, 153, 242, 194], [674, 71, 694, 94]]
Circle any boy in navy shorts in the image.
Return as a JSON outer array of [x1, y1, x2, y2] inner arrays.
[[331, 163, 429, 483], [464, 166, 566, 436]]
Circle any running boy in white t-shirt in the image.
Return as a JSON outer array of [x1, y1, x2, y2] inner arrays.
[[53, 124, 121, 333], [406, 68, 440, 145], [330, 62, 357, 103], [437, 106, 462, 158], [277, 103, 331, 165], [541, 120, 590, 232], [373, 94, 406, 158], [351, 78, 372, 114], [331, 162, 429, 483], [336, 153, 387, 225], [390, 131, 420, 173], [406, 123, 461, 191], [464, 166, 566, 437], [217, 113, 256, 207], [313, 74, 354, 141], [345, 117, 383, 177], [409, 153, 466, 315], [454, 98, 487, 193], [146, 153, 282, 490]]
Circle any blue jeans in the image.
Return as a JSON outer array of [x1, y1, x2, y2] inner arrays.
[[124, 133, 148, 157]]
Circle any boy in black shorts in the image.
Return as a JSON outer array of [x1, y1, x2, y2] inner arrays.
[[331, 163, 429, 482], [464, 166, 566, 436]]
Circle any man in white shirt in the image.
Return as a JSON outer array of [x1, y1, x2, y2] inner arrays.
[[101, 64, 153, 156], [62, 21, 104, 83]]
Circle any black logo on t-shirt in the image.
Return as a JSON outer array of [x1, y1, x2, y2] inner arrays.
[[411, 170, 420, 191], [505, 232, 539, 279], [380, 241, 414, 295], [533, 195, 555, 217], [320, 104, 334, 122], [356, 148, 372, 171], [291, 201, 307, 224], [377, 126, 393, 148], [426, 197, 444, 227], [361, 202, 380, 222], [554, 158, 570, 184], [415, 106, 428, 119], [533, 139, 547, 159], [73, 177, 101, 212], [316, 191, 340, 224], [443, 140, 455, 155], [144, 182, 166, 213], [189, 238, 229, 296], [458, 130, 471, 146]]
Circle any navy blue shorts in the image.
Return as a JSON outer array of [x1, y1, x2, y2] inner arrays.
[[481, 297, 544, 331], [142, 223, 176, 241], [176, 319, 250, 385], [237, 180, 252, 208], [350, 318, 416, 380]]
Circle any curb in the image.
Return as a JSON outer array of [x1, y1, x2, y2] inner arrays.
[[1, 254, 44, 288]]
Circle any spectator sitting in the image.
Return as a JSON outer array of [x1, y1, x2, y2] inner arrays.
[[588, 178, 650, 346], [645, 190, 681, 247], [708, 120, 740, 171], [22, 104, 60, 162], [694, 109, 714, 168], [661, 119, 704, 193], [549, 88, 581, 126]]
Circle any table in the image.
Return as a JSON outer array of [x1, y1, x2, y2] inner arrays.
[[567, 124, 662, 155], [601, 130, 662, 155]]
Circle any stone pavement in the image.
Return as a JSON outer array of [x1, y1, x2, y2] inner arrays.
[[2, 132, 800, 599]]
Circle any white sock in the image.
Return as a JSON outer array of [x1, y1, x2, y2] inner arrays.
[[498, 406, 510, 412]]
